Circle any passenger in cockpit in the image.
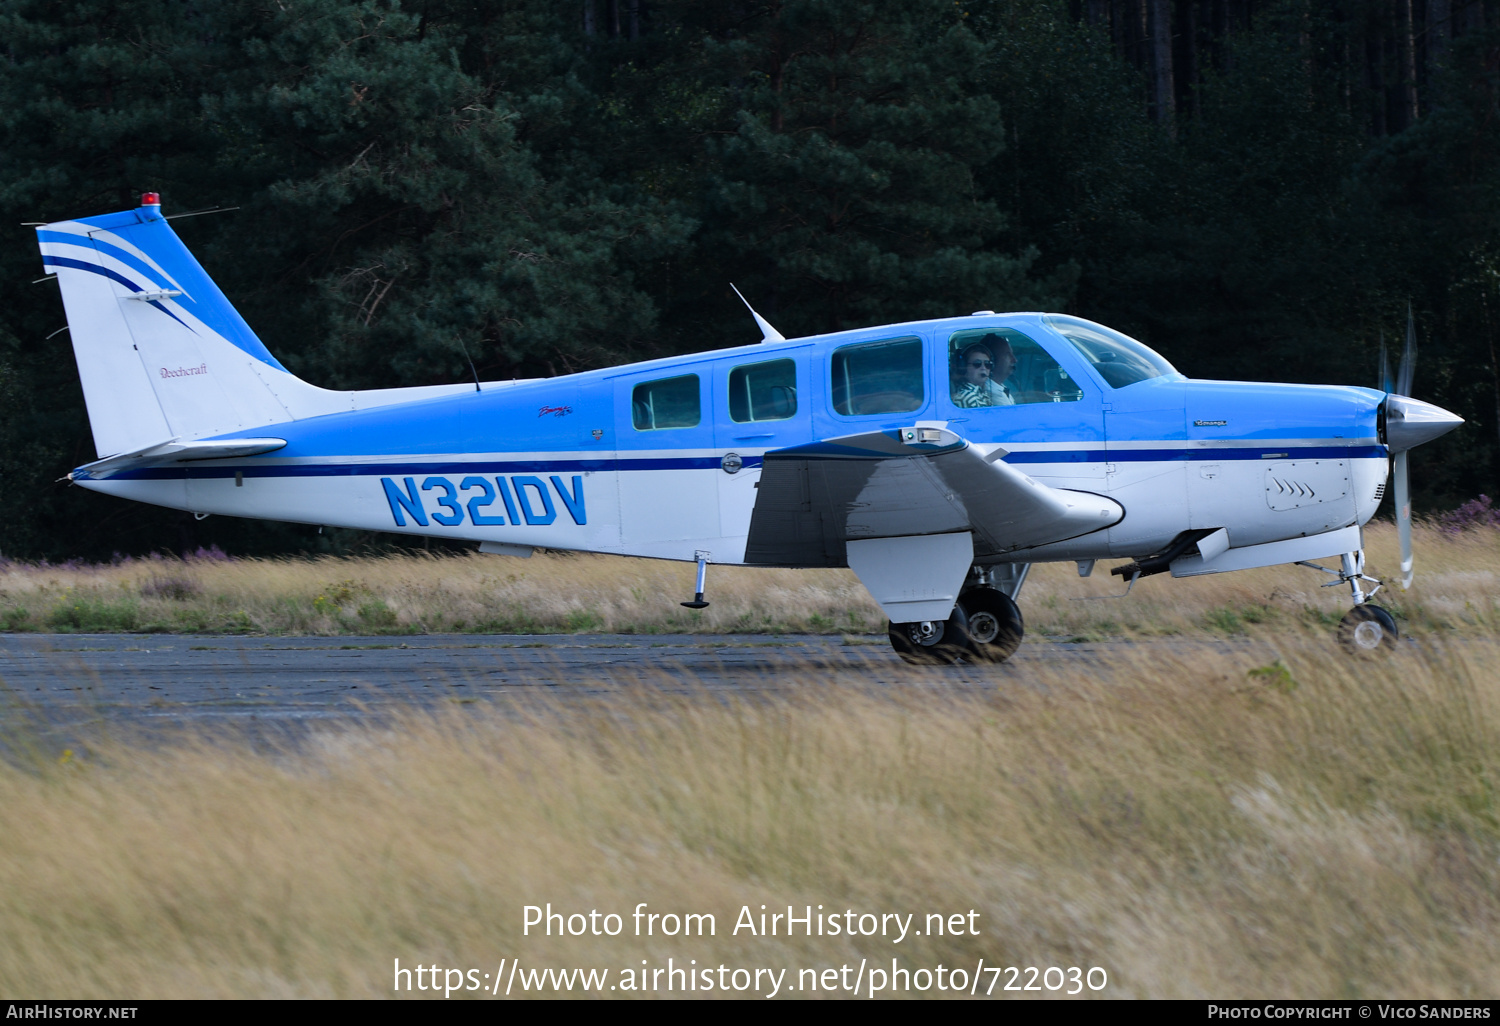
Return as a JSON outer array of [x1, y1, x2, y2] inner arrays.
[[952, 336, 1015, 407]]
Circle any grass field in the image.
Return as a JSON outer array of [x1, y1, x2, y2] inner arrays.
[[1, 521, 1497, 998], [1, 631, 1498, 998], [0, 521, 1495, 641]]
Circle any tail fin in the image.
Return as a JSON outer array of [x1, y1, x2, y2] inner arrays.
[[38, 194, 302, 457], [38, 194, 498, 459]]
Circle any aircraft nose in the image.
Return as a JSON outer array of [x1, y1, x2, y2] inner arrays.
[[1383, 394, 1464, 453]]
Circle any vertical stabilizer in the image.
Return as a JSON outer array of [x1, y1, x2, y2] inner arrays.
[[38, 195, 517, 459], [38, 194, 294, 457]]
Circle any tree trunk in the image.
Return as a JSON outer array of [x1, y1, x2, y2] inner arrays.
[[1400, 0, 1419, 124], [1369, 1, 1388, 136], [1138, 0, 1150, 71], [1183, 0, 1202, 120], [1430, 0, 1452, 64], [1217, 0, 1235, 75], [1151, 0, 1176, 132], [1460, 0, 1484, 34]]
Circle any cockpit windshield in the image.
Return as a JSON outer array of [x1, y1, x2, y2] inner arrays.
[[1043, 314, 1177, 389]]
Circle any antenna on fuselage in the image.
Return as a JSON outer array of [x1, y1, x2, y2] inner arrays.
[[456, 337, 482, 392], [730, 283, 786, 343]]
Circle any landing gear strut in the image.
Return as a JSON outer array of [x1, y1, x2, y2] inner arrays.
[[680, 550, 711, 609], [1298, 549, 1398, 653]]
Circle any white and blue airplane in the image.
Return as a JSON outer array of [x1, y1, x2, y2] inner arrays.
[[34, 193, 1463, 661]]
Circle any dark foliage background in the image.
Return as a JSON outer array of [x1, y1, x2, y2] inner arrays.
[[1, 0, 1496, 558]]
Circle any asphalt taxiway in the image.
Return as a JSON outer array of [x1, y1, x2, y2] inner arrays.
[[0, 631, 1237, 748]]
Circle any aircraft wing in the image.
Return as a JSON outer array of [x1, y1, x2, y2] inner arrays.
[[70, 437, 287, 481], [744, 425, 1122, 567]]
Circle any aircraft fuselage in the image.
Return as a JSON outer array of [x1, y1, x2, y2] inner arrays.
[[75, 311, 1387, 568]]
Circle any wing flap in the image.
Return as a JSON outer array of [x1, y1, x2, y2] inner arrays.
[[745, 426, 1121, 566]]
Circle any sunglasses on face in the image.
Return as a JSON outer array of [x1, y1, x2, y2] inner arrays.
[[968, 360, 993, 368]]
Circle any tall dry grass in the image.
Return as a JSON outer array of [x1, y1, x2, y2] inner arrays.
[[0, 521, 1494, 639], [2, 633, 1498, 997]]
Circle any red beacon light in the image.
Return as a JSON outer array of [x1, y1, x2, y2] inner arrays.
[[140, 192, 161, 207]]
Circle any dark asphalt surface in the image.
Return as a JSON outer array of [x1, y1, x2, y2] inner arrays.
[[0, 631, 1252, 750]]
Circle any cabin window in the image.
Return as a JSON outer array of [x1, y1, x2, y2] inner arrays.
[[1044, 314, 1176, 389], [632, 374, 701, 430], [728, 359, 797, 423], [830, 337, 924, 416], [947, 328, 1083, 407]]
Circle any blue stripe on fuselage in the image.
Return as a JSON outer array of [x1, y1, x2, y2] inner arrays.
[[82, 455, 748, 481], [77, 444, 1385, 482], [1004, 445, 1387, 463]]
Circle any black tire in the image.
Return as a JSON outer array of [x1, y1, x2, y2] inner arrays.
[[960, 587, 1025, 663], [888, 606, 971, 665], [1338, 604, 1398, 653]]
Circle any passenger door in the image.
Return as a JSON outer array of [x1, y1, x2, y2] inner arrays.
[[712, 350, 811, 545], [611, 366, 720, 556]]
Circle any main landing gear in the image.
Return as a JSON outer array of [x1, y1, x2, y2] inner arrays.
[[1299, 549, 1398, 653], [888, 564, 1027, 666]]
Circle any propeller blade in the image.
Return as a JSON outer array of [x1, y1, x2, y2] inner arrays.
[[1396, 305, 1417, 397], [1394, 449, 1413, 590], [1378, 331, 1392, 394]]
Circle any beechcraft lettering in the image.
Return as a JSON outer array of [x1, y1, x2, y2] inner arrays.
[[380, 475, 587, 528], [37, 193, 1464, 662], [160, 363, 208, 379]]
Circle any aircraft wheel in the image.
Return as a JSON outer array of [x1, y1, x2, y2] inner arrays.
[[960, 587, 1024, 663], [888, 607, 971, 665], [1338, 604, 1398, 653]]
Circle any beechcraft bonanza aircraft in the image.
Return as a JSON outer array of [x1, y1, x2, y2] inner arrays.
[[34, 194, 1463, 661]]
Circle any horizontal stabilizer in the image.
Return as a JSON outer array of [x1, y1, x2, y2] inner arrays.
[[745, 425, 1122, 566], [71, 437, 286, 481]]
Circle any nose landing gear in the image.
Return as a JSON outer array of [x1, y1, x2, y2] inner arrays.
[[1299, 549, 1399, 653], [1338, 604, 1398, 651]]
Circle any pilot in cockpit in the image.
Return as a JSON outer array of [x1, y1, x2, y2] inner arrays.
[[952, 335, 1015, 407]]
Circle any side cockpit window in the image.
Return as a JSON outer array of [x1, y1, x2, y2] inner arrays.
[[729, 359, 797, 422], [947, 328, 1082, 408], [831, 337, 924, 416], [632, 374, 701, 430]]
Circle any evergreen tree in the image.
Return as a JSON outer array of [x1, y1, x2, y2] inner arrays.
[[197, 0, 693, 387], [0, 0, 234, 557], [648, 0, 1073, 342]]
